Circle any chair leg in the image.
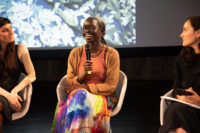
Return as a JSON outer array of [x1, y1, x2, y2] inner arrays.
[[109, 125, 112, 133], [0, 113, 3, 133], [0, 102, 4, 133]]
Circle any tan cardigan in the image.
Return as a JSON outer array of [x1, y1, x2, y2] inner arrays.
[[66, 45, 120, 104]]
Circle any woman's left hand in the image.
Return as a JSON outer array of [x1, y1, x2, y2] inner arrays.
[[181, 87, 200, 106], [64, 84, 88, 94], [11, 87, 19, 94]]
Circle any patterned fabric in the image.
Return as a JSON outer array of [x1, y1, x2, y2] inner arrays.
[[0, 0, 136, 48], [53, 89, 114, 133]]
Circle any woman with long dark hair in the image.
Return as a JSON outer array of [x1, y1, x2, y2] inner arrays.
[[159, 16, 200, 133], [0, 17, 36, 132]]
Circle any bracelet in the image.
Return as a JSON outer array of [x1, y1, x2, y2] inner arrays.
[[64, 87, 69, 94]]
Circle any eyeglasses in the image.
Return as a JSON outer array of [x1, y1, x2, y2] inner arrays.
[[82, 25, 96, 31]]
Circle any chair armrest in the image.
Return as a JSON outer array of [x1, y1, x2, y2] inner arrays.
[[20, 84, 31, 100], [57, 75, 68, 102], [160, 89, 173, 125], [111, 70, 127, 117], [18, 73, 27, 100], [12, 78, 33, 120]]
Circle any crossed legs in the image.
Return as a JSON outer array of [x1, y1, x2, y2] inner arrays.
[[160, 102, 200, 133]]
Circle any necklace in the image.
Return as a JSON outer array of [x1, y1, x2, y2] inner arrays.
[[90, 45, 104, 57]]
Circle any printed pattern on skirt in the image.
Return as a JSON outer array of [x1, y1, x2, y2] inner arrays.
[[55, 89, 113, 133]]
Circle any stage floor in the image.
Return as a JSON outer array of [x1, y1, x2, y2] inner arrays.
[[4, 80, 171, 133]]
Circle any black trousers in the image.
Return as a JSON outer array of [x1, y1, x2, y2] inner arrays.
[[159, 102, 200, 133], [0, 96, 12, 123]]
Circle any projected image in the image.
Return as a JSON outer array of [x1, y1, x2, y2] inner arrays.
[[0, 0, 136, 48]]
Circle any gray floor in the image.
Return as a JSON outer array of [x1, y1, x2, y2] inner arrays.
[[3, 104, 53, 133], [3, 80, 169, 133], [3, 107, 160, 133]]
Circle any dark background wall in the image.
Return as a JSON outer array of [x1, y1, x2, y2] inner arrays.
[[31, 46, 181, 82]]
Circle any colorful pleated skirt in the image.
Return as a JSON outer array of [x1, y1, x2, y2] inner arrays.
[[52, 89, 114, 133]]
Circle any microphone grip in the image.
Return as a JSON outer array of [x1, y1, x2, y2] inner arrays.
[[86, 50, 90, 60], [85, 44, 91, 74]]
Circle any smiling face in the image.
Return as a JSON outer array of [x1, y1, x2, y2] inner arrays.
[[0, 23, 14, 45], [82, 18, 102, 44], [180, 20, 200, 48]]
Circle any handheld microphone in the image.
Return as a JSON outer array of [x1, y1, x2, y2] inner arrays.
[[85, 44, 91, 74]]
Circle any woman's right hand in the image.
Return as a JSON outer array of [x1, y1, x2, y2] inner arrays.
[[6, 93, 22, 111], [65, 84, 89, 94], [176, 95, 186, 101], [176, 87, 200, 106], [83, 60, 93, 74], [77, 60, 93, 83]]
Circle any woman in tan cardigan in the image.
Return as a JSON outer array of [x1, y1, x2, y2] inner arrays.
[[53, 17, 120, 133]]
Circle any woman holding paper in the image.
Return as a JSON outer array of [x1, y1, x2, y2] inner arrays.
[[52, 16, 120, 133], [159, 16, 200, 133]]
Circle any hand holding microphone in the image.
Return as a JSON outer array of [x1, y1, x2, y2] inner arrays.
[[85, 44, 92, 74]]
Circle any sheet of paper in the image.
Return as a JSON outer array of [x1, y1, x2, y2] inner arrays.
[[161, 96, 200, 109]]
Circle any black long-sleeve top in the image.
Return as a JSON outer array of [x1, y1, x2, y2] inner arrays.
[[172, 54, 200, 96]]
